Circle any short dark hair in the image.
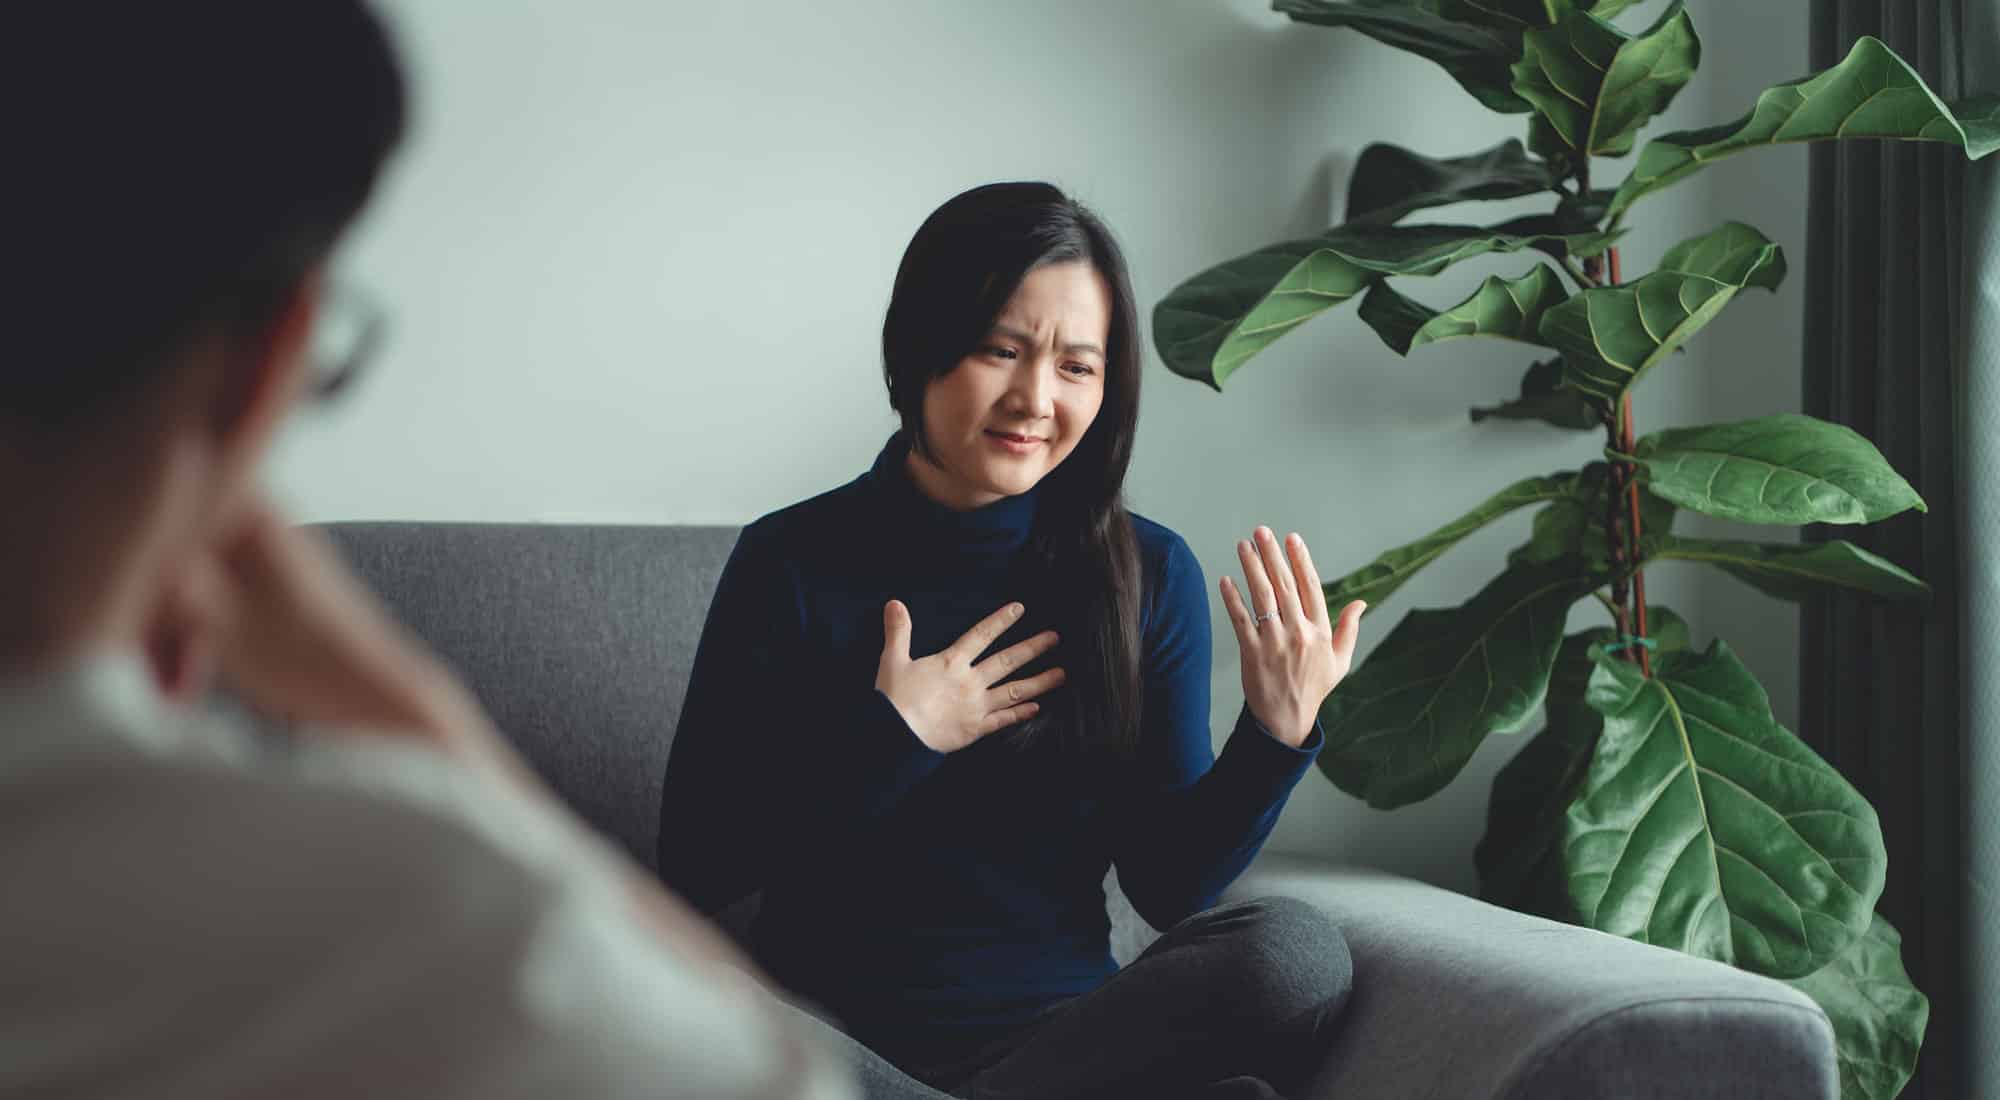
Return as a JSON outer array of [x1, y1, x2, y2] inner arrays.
[[5, 1, 408, 422], [880, 182, 1147, 760]]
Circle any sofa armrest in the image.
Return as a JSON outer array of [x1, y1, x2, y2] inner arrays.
[[1228, 856, 1837, 1100]]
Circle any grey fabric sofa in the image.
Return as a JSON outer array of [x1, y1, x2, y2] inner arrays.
[[321, 521, 1839, 1099]]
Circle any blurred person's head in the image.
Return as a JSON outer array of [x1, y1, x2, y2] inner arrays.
[[0, 1, 406, 671]]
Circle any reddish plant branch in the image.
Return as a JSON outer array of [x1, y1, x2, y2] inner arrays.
[[1621, 395, 1653, 677], [1575, 163, 1649, 672], [1605, 247, 1652, 677], [1576, 237, 1637, 650]]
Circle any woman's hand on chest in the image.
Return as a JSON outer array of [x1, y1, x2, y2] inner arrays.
[[874, 598, 1066, 753]]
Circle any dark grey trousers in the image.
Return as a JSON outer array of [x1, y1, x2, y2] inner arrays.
[[780, 896, 1353, 1100]]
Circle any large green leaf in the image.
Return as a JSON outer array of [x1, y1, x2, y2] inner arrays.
[[1477, 607, 1689, 914], [1154, 224, 1612, 388], [1470, 358, 1604, 430], [1153, 239, 1372, 390], [1785, 913, 1930, 1100], [1358, 264, 1570, 355], [1346, 139, 1561, 226], [1319, 559, 1588, 808], [1322, 473, 1575, 614], [1542, 222, 1784, 401], [1626, 414, 1926, 525], [1275, 0, 1536, 113], [1608, 36, 2000, 221], [1510, 1, 1699, 157], [1567, 640, 1887, 979], [1658, 220, 1789, 290], [1511, 460, 1675, 571], [1652, 535, 1930, 602]]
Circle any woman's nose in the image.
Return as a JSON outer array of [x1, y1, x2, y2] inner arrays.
[[1006, 360, 1056, 417]]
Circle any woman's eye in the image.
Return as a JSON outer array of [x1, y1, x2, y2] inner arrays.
[[1062, 362, 1096, 377], [985, 345, 1018, 361]]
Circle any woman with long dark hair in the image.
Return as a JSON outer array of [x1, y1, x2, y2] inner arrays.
[[659, 182, 1366, 1099]]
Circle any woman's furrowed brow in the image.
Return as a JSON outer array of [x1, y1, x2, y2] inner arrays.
[[991, 323, 1104, 357]]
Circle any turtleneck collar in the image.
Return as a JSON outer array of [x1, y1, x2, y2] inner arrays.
[[865, 430, 1040, 555]]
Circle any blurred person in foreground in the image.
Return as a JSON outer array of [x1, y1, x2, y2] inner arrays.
[[0, 4, 850, 1097]]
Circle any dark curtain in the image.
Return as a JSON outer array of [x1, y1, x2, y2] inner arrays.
[[1959, 0, 2000, 1091], [1800, 2, 1987, 1098]]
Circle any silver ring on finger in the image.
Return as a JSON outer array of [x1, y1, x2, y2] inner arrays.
[[1254, 609, 1279, 628]]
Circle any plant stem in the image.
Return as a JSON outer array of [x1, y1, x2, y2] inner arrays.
[[1586, 157, 1626, 646], [1605, 243, 1652, 675], [1620, 389, 1653, 678], [1576, 166, 1649, 674], [1604, 436, 1631, 646]]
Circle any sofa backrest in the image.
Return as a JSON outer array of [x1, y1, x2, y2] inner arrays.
[[320, 521, 738, 869]]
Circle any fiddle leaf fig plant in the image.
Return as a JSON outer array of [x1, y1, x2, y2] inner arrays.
[[1152, 4, 1996, 1096]]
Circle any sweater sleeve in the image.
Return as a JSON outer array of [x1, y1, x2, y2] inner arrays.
[[656, 521, 948, 916], [1108, 532, 1324, 931]]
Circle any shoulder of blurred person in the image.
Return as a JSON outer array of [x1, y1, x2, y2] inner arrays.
[[0, 650, 849, 1100]]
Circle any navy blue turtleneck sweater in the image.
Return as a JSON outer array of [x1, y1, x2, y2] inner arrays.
[[657, 433, 1323, 1064]]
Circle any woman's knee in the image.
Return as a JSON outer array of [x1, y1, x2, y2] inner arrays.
[[1198, 895, 1352, 1024]]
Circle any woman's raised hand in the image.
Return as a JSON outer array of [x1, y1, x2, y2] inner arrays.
[[875, 600, 1065, 753], [1220, 527, 1365, 748]]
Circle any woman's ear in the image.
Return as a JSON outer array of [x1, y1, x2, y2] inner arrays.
[[206, 269, 323, 473]]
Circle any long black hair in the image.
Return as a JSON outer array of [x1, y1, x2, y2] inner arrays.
[[881, 182, 1145, 760]]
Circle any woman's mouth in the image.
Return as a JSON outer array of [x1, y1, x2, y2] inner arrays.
[[985, 430, 1044, 455]]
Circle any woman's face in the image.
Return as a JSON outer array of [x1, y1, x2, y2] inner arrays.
[[910, 260, 1111, 510]]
